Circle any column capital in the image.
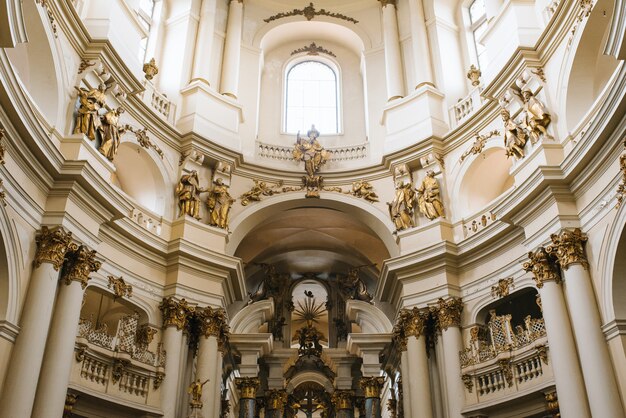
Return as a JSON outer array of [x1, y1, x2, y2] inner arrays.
[[198, 306, 230, 347], [523, 247, 561, 288], [60, 245, 101, 289], [159, 297, 194, 330], [266, 389, 288, 411], [392, 307, 428, 350], [433, 297, 463, 331], [235, 377, 260, 399], [331, 390, 355, 410], [34, 226, 73, 271], [379, 0, 397, 7], [547, 228, 589, 270], [359, 376, 385, 399]]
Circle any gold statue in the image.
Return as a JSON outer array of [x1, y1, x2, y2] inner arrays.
[[350, 180, 379, 202], [387, 182, 416, 231], [240, 180, 284, 206], [207, 178, 234, 229], [188, 378, 210, 408], [339, 267, 373, 302], [74, 83, 107, 141], [501, 109, 528, 160], [143, 58, 159, 81], [520, 88, 552, 144], [293, 125, 329, 177], [176, 171, 208, 219], [416, 170, 445, 220], [97, 107, 126, 161]]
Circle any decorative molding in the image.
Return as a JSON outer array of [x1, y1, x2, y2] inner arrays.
[[617, 142, 626, 208], [523, 247, 561, 288], [235, 377, 260, 399], [360, 376, 385, 398], [35, 0, 57, 37], [459, 130, 500, 163], [490, 278, 514, 299], [547, 228, 589, 270], [263, 3, 359, 24], [108, 275, 133, 299], [433, 298, 463, 331], [291, 42, 336, 58], [159, 297, 194, 330], [0, 124, 6, 164], [126, 126, 164, 159], [61, 245, 101, 289]]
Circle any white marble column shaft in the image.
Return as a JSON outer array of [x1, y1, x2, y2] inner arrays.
[[197, 334, 220, 418], [220, 0, 244, 98], [161, 326, 185, 418], [399, 351, 412, 418], [441, 327, 465, 418], [407, 0, 435, 89], [406, 335, 433, 418], [190, 0, 218, 85], [380, 1, 405, 101]]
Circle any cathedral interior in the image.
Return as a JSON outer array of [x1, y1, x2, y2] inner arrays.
[[0, 0, 625, 417]]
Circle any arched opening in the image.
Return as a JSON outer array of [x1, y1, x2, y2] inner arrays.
[[458, 147, 514, 217], [112, 142, 167, 215], [565, 0, 620, 131], [290, 280, 329, 348]]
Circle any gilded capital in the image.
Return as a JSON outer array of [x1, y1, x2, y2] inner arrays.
[[159, 297, 194, 330], [266, 389, 288, 411], [547, 228, 589, 270], [523, 247, 561, 289], [434, 298, 463, 331], [235, 377, 260, 399], [392, 307, 428, 350], [34, 226, 73, 271], [198, 306, 230, 350], [331, 390, 354, 410], [61, 245, 101, 289], [360, 376, 385, 399]]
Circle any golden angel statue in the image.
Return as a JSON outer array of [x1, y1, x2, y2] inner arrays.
[[501, 109, 528, 160], [74, 83, 107, 140], [293, 125, 329, 177], [97, 107, 126, 161], [387, 182, 416, 231], [176, 171, 207, 219], [207, 178, 235, 229], [416, 170, 445, 220], [188, 378, 210, 408]]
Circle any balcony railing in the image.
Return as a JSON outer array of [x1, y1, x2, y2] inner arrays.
[[256, 141, 368, 162], [449, 87, 484, 128]]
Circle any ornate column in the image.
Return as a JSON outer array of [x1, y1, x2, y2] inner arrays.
[[265, 389, 288, 418], [393, 308, 433, 418], [523, 248, 591, 417], [235, 377, 259, 418], [220, 0, 244, 98], [379, 0, 405, 101], [407, 0, 435, 89], [547, 229, 625, 417], [0, 227, 73, 418], [190, 0, 218, 85], [360, 376, 385, 418], [32, 245, 100, 418], [197, 306, 229, 418], [331, 390, 355, 418], [160, 297, 194, 418], [433, 298, 465, 418]]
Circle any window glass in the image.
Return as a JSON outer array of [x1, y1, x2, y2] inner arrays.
[[285, 61, 339, 135], [137, 0, 155, 61], [469, 0, 489, 70], [469, 0, 486, 24]]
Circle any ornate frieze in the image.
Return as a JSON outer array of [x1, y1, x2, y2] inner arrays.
[[264, 3, 359, 24], [491, 278, 514, 299], [547, 228, 589, 270], [433, 298, 463, 331], [392, 307, 428, 350], [360, 376, 385, 398], [34, 226, 74, 271], [61, 245, 101, 289], [159, 297, 194, 330], [236, 377, 260, 399], [107, 275, 133, 299], [617, 149, 626, 208], [266, 389, 288, 411], [523, 247, 561, 288]]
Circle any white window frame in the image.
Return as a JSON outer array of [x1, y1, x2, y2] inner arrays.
[[466, 0, 488, 70], [137, 0, 156, 62], [281, 56, 343, 136]]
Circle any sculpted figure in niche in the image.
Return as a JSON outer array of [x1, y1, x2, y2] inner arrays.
[[387, 182, 416, 231], [97, 107, 126, 161], [176, 170, 207, 219], [501, 109, 528, 160], [338, 267, 373, 303], [207, 178, 235, 229], [521, 88, 551, 144], [74, 83, 107, 141], [416, 170, 445, 220], [293, 125, 329, 177]]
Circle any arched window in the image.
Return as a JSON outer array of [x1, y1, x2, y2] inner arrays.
[[137, 0, 156, 61], [285, 60, 339, 135], [469, 0, 488, 70]]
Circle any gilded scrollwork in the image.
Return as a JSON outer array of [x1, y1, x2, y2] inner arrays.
[[127, 126, 164, 159], [264, 2, 359, 24], [159, 297, 194, 330], [462, 374, 473, 393], [34, 226, 74, 271], [0, 125, 6, 165], [467, 65, 482, 87], [491, 278, 514, 299], [291, 42, 337, 58], [433, 298, 463, 331], [459, 130, 500, 163], [393, 307, 428, 350], [197, 306, 230, 349], [61, 245, 101, 289], [547, 228, 589, 270], [108, 275, 133, 299], [497, 359, 514, 387], [617, 150, 626, 208], [331, 390, 354, 410], [523, 247, 561, 288]]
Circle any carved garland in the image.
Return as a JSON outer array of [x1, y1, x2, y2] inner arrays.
[[264, 3, 359, 24], [291, 42, 337, 58]]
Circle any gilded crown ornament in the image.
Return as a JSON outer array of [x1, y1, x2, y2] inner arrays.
[[34, 226, 74, 271], [547, 228, 589, 270], [61, 245, 101, 289], [159, 297, 194, 330], [523, 247, 561, 288], [433, 298, 463, 331], [360, 376, 385, 399], [235, 377, 260, 399]]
